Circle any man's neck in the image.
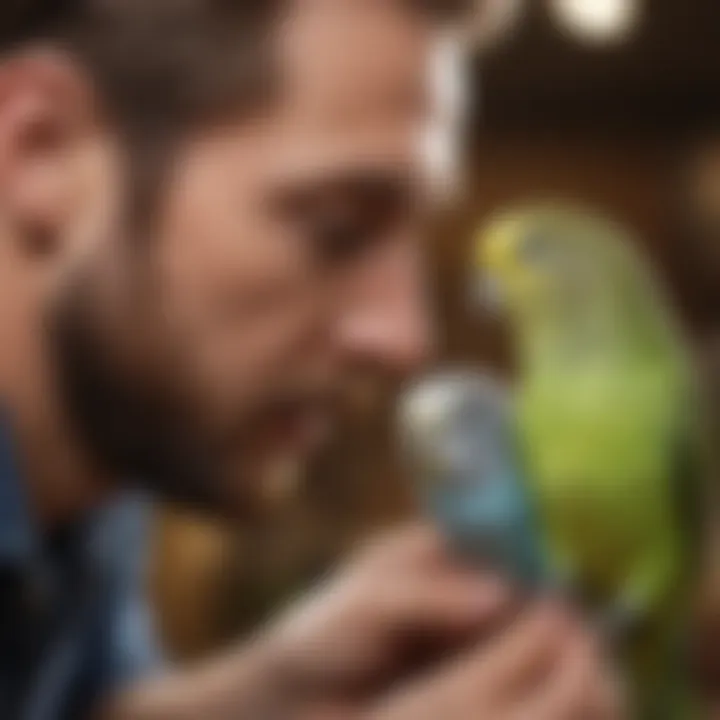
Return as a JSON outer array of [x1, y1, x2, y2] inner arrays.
[[8, 395, 114, 533], [0, 260, 112, 532]]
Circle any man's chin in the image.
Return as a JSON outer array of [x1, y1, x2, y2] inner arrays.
[[229, 423, 334, 516], [259, 455, 308, 508], [260, 409, 334, 455], [219, 453, 309, 520], [142, 411, 336, 520]]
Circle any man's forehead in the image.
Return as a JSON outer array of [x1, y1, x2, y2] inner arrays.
[[279, 0, 434, 129], [264, 0, 465, 191]]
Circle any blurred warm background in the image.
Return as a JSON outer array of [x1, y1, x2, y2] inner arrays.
[[149, 0, 720, 686]]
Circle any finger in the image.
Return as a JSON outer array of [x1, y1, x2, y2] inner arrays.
[[376, 607, 573, 720], [479, 603, 573, 695], [368, 608, 578, 720], [518, 631, 609, 720], [564, 631, 625, 720], [583, 665, 627, 720], [375, 572, 513, 633], [356, 524, 446, 573]]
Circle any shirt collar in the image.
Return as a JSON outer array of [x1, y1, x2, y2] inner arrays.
[[0, 414, 153, 576], [0, 417, 37, 566]]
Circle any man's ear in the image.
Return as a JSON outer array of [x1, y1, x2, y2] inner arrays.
[[0, 50, 98, 260]]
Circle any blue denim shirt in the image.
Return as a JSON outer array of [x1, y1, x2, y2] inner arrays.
[[0, 422, 163, 719]]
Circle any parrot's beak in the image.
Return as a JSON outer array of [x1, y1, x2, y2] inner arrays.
[[472, 272, 508, 315], [472, 223, 514, 315]]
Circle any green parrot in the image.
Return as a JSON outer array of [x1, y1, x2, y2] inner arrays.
[[475, 202, 710, 719]]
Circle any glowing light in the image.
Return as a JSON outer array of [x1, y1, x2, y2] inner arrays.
[[550, 0, 642, 45]]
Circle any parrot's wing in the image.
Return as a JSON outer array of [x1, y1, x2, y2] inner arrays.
[[675, 429, 705, 575], [673, 392, 717, 587]]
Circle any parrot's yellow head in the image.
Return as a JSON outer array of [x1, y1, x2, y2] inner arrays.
[[474, 202, 683, 369], [474, 202, 623, 320]]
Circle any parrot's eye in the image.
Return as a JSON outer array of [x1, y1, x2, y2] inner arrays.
[[519, 231, 552, 267]]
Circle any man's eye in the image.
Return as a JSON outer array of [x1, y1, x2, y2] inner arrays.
[[272, 176, 411, 266], [310, 215, 376, 265]]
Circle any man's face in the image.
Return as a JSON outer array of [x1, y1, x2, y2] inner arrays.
[[50, 1, 452, 513]]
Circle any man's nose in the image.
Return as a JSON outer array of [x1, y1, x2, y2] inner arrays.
[[336, 242, 437, 374]]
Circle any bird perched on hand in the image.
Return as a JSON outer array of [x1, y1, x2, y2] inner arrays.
[[398, 370, 548, 589], [474, 201, 711, 719]]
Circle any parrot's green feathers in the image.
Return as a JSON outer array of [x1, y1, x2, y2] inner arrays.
[[475, 201, 689, 372]]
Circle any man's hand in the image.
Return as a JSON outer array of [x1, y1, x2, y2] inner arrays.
[[264, 524, 511, 698], [369, 601, 624, 720], [262, 524, 623, 719], [103, 525, 624, 720]]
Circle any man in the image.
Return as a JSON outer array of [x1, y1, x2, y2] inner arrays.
[[0, 0, 622, 718]]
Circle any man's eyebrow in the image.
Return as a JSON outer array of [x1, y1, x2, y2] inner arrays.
[[271, 168, 416, 215]]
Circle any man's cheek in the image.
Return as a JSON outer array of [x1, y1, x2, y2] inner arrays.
[[187, 327, 302, 430]]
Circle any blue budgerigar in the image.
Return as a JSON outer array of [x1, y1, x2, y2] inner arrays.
[[398, 370, 548, 589]]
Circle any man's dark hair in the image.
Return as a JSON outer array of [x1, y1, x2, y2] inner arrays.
[[2, 1, 292, 223], [1, 0, 470, 220], [2, 0, 470, 133], [2, 1, 284, 140]]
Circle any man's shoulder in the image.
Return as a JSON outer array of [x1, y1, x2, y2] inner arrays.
[[89, 491, 157, 584]]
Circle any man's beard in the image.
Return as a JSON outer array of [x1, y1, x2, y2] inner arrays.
[[47, 275, 245, 517]]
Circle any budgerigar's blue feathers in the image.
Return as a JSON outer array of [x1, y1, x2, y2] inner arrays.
[[399, 371, 549, 590]]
